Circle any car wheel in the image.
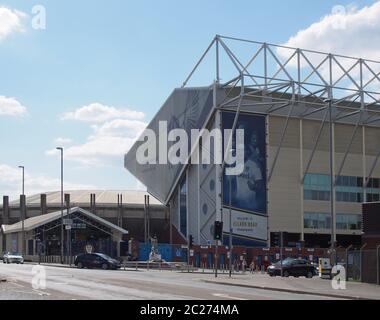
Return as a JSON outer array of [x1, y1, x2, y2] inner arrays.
[[283, 271, 290, 277], [77, 262, 83, 269], [306, 271, 314, 279], [102, 263, 109, 270]]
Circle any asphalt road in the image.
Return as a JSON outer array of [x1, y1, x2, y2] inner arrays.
[[0, 264, 341, 300]]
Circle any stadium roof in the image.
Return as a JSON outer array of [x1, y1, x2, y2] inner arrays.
[[1, 207, 129, 235], [8, 190, 163, 207]]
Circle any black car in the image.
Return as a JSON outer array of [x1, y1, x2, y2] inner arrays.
[[74, 253, 121, 270], [267, 258, 316, 278]]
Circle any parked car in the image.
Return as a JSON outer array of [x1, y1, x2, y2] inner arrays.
[[2, 252, 24, 264], [74, 253, 121, 270], [267, 258, 316, 278]]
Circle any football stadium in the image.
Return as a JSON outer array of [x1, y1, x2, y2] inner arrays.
[[125, 35, 380, 250]]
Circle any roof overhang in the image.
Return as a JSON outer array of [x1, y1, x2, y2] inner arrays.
[[1, 207, 129, 235]]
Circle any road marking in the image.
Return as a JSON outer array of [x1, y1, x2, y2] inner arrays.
[[213, 293, 248, 300], [8, 281, 25, 288]]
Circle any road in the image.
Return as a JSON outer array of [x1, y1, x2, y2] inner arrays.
[[0, 264, 341, 300]]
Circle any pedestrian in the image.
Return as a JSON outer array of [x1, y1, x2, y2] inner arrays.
[[250, 261, 255, 274], [242, 258, 247, 273]]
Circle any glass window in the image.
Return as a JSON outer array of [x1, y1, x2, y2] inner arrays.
[[311, 174, 319, 186], [349, 177, 357, 187], [304, 212, 331, 230], [336, 214, 362, 230], [304, 174, 380, 203]]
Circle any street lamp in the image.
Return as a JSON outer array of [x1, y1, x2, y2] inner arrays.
[[56, 147, 64, 264], [227, 148, 236, 278], [18, 166, 25, 256], [229, 174, 233, 278], [18, 166, 25, 195]]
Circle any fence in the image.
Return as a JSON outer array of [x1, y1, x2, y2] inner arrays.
[[135, 243, 329, 270], [333, 246, 380, 285]]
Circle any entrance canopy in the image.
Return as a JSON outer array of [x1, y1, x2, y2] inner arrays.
[[1, 207, 128, 235]]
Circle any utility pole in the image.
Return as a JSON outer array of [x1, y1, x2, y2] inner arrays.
[[229, 176, 233, 278], [65, 194, 71, 266], [18, 166, 25, 256], [56, 147, 64, 264]]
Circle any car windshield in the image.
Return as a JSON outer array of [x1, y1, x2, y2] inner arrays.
[[277, 259, 294, 266], [10, 253, 21, 256], [96, 253, 112, 261]]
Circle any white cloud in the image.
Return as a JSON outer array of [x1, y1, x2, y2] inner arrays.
[[0, 7, 27, 41], [61, 102, 145, 123], [48, 107, 148, 165], [0, 96, 27, 117], [0, 164, 96, 201], [281, 2, 380, 61]]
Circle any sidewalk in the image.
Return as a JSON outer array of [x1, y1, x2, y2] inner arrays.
[[203, 273, 380, 300]]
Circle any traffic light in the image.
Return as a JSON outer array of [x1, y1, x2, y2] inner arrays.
[[272, 232, 288, 248], [189, 235, 194, 248], [272, 232, 281, 248], [214, 221, 223, 241]]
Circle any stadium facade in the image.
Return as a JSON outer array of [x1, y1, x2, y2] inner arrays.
[[125, 35, 380, 249]]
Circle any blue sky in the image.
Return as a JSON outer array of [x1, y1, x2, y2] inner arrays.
[[0, 0, 379, 200]]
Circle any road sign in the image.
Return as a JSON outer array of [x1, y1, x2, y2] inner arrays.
[[65, 225, 72, 230]]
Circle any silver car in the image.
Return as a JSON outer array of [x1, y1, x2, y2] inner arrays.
[[3, 252, 24, 264]]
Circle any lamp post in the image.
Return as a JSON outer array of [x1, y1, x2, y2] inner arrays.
[[229, 174, 233, 278], [18, 166, 25, 256], [56, 147, 64, 264], [227, 147, 236, 278], [18, 166, 25, 195]]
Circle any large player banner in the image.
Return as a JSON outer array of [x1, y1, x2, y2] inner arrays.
[[222, 112, 267, 215]]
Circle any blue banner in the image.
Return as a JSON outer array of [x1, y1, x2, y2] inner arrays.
[[222, 112, 267, 215]]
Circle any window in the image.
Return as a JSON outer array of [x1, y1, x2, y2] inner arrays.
[[305, 212, 362, 231], [179, 176, 187, 237], [304, 212, 331, 230], [304, 174, 380, 204], [336, 214, 362, 231]]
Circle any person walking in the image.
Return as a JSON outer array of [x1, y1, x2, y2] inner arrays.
[[242, 258, 247, 273], [250, 260, 255, 274]]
